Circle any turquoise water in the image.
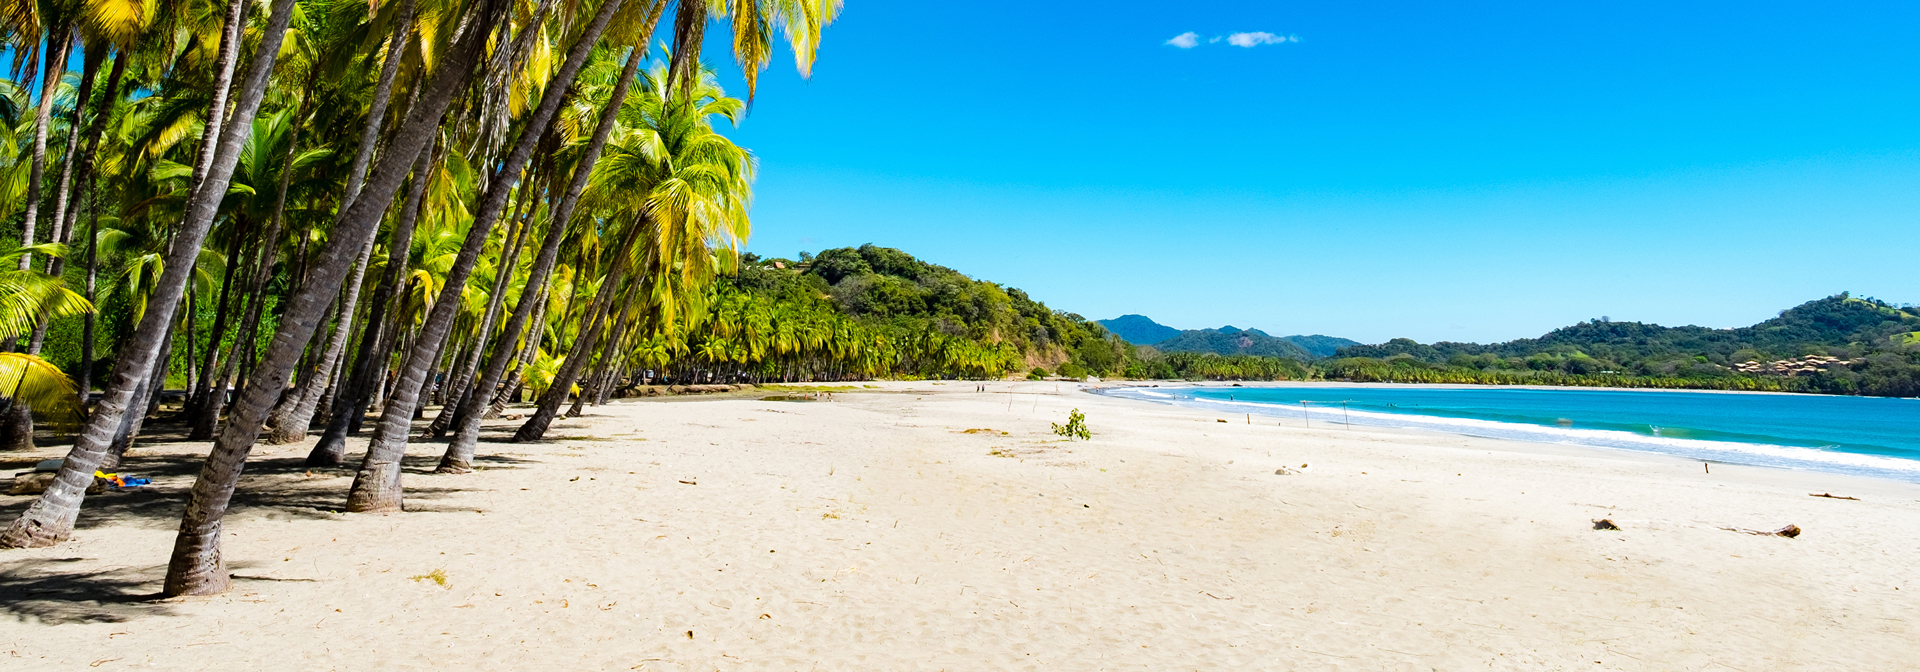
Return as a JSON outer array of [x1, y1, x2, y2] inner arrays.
[[1098, 384, 1920, 481]]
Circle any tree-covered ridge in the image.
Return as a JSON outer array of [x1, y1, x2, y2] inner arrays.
[[713, 244, 1130, 379], [1329, 295, 1920, 397]]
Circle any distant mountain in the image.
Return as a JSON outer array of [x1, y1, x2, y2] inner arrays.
[[1153, 327, 1312, 359], [1097, 315, 1182, 345], [1097, 316, 1361, 360]]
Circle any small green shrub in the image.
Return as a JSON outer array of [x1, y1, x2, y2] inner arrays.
[[1052, 408, 1090, 440], [1029, 367, 1048, 380]]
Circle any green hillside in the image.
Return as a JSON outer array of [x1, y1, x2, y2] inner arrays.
[[1329, 295, 1920, 396], [710, 245, 1129, 380]]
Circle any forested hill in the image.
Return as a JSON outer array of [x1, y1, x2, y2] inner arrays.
[[723, 245, 1129, 378], [1328, 294, 1920, 396]]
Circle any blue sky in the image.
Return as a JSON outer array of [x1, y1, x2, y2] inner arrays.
[[708, 1, 1920, 344]]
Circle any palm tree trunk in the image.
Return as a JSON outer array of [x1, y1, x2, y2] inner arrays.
[[209, 65, 312, 430], [39, 44, 103, 276], [305, 137, 435, 464], [74, 52, 125, 410], [16, 29, 72, 277], [186, 217, 249, 438], [79, 192, 100, 409], [0, 0, 291, 550], [159, 0, 497, 594], [486, 291, 548, 418], [263, 0, 419, 438], [187, 0, 248, 200], [424, 175, 536, 437], [347, 0, 629, 510], [514, 255, 633, 442], [440, 31, 659, 471], [340, 0, 419, 212], [268, 226, 377, 442], [572, 303, 634, 416]]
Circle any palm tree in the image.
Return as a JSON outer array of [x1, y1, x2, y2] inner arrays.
[[513, 60, 753, 442], [343, 0, 638, 514], [265, 0, 423, 442], [155, 0, 511, 593], [2, 0, 301, 550]]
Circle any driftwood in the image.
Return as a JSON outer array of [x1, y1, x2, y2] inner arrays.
[[1809, 492, 1859, 501], [1721, 524, 1801, 538], [1592, 518, 1621, 530]]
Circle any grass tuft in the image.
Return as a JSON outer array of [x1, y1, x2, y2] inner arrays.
[[410, 568, 449, 588]]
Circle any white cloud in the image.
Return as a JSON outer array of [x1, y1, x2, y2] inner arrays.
[[1226, 32, 1298, 47], [1165, 32, 1200, 48]]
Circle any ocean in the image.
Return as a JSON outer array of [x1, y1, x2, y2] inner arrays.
[[1095, 383, 1920, 482]]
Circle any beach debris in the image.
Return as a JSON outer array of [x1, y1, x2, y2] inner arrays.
[[678, 479, 698, 485], [7, 471, 54, 495], [1274, 463, 1312, 476], [1592, 519, 1621, 531], [1809, 493, 1859, 501], [1704, 462, 1710, 474], [409, 568, 450, 588], [1720, 524, 1802, 538], [1216, 419, 1228, 423]]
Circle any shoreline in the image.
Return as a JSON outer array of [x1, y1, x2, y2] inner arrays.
[[1090, 380, 1920, 484], [1095, 377, 1916, 399]]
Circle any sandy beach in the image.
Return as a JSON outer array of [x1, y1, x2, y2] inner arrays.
[[3, 380, 1916, 670]]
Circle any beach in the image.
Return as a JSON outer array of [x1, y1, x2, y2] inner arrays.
[[3, 380, 1916, 670]]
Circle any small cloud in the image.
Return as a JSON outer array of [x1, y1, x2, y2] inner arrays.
[[1226, 32, 1298, 47], [1165, 32, 1200, 48], [1209, 36, 1223, 43]]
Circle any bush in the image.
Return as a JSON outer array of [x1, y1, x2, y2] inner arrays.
[[1052, 408, 1090, 440], [1028, 366, 1047, 380]]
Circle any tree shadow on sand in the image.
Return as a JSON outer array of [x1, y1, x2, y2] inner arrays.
[[0, 428, 550, 623], [0, 558, 174, 624], [0, 559, 320, 625], [2, 439, 541, 532]]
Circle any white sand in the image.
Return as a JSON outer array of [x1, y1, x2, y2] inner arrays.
[[2, 380, 1916, 670]]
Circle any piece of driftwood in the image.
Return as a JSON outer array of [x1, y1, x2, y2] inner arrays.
[[1809, 493, 1859, 501], [1721, 524, 1801, 538], [1592, 518, 1621, 530]]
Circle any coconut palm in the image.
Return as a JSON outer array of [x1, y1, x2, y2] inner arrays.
[[3, 0, 301, 551]]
